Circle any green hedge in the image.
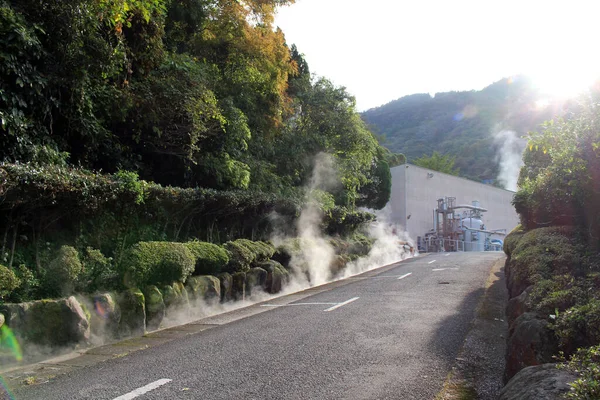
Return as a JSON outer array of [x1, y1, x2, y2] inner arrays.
[[510, 227, 580, 286], [44, 245, 82, 297], [0, 265, 20, 299], [184, 241, 229, 275], [121, 242, 195, 287], [223, 239, 275, 272]]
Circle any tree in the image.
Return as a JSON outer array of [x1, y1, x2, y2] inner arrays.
[[413, 151, 459, 175]]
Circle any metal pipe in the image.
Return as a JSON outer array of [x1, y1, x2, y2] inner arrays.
[[461, 225, 507, 236], [452, 205, 489, 212]]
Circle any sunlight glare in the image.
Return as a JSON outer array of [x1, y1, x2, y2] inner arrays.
[[530, 67, 600, 99]]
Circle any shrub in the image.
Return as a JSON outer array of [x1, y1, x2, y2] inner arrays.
[[121, 242, 195, 287], [184, 241, 229, 275], [44, 245, 82, 296], [223, 240, 254, 272], [503, 224, 525, 258], [80, 247, 116, 292], [561, 345, 600, 399], [555, 299, 600, 353], [0, 265, 20, 299], [272, 239, 302, 268], [510, 227, 580, 287], [235, 240, 275, 263], [223, 239, 275, 272], [529, 276, 589, 316]]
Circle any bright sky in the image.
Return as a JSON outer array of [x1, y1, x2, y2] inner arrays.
[[275, 0, 600, 111]]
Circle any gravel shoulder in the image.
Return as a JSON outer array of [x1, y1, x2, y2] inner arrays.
[[436, 257, 508, 400]]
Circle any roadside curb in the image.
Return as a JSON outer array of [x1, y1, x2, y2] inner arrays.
[[1, 257, 418, 390]]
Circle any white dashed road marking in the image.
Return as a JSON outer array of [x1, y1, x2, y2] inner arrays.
[[397, 273, 412, 280], [432, 268, 460, 272], [113, 379, 172, 400], [323, 297, 360, 312], [428, 260, 436, 264]]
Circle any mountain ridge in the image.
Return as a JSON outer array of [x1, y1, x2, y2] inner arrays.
[[361, 76, 565, 183]]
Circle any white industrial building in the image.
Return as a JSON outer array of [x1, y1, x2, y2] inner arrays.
[[384, 164, 520, 252]]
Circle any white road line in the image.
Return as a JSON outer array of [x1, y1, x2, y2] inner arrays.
[[445, 253, 451, 256], [397, 273, 412, 280], [432, 268, 459, 271], [113, 379, 172, 400], [428, 260, 437, 264], [261, 302, 337, 308], [324, 297, 360, 312]]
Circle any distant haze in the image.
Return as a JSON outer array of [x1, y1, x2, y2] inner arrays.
[[276, 0, 600, 111]]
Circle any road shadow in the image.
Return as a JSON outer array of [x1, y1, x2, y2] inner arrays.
[[428, 263, 508, 400]]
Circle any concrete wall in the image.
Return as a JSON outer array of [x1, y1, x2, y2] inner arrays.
[[385, 164, 520, 241]]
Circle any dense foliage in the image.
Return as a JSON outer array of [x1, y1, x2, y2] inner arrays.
[[0, 1, 392, 303], [0, 0, 389, 204], [507, 87, 600, 397], [412, 151, 459, 176], [121, 241, 195, 287], [362, 76, 561, 182], [513, 91, 600, 243]]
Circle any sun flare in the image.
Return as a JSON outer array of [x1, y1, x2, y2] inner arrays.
[[530, 68, 600, 99]]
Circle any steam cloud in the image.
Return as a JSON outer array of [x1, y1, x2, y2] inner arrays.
[[494, 130, 526, 191]]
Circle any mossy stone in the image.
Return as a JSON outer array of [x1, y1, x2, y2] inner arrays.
[[117, 288, 146, 337], [142, 285, 165, 331], [260, 260, 290, 294], [89, 292, 121, 339], [232, 272, 246, 301], [5, 297, 90, 347], [162, 281, 190, 317], [246, 268, 268, 296], [218, 273, 233, 302], [185, 276, 221, 302]]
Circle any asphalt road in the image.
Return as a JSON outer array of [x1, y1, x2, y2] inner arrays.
[[12, 252, 504, 400]]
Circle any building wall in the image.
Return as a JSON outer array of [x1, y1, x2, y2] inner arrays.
[[385, 164, 520, 241]]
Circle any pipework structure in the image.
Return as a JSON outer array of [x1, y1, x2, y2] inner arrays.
[[422, 197, 506, 252], [385, 164, 519, 252]]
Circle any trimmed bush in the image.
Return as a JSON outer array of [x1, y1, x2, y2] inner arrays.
[[184, 241, 229, 275], [508, 227, 580, 297], [503, 224, 525, 258], [529, 276, 589, 316], [45, 245, 82, 296], [272, 239, 302, 268], [80, 247, 116, 293], [561, 345, 600, 399], [223, 241, 254, 272], [121, 242, 195, 287], [223, 239, 275, 272], [235, 240, 275, 263], [555, 299, 600, 353], [0, 265, 20, 299]]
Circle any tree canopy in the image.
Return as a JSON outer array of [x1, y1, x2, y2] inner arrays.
[[0, 0, 390, 210], [412, 151, 459, 175]]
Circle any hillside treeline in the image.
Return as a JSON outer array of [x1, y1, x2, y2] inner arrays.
[[362, 76, 561, 182]]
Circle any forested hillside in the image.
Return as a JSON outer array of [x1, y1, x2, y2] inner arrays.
[[362, 76, 563, 182]]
